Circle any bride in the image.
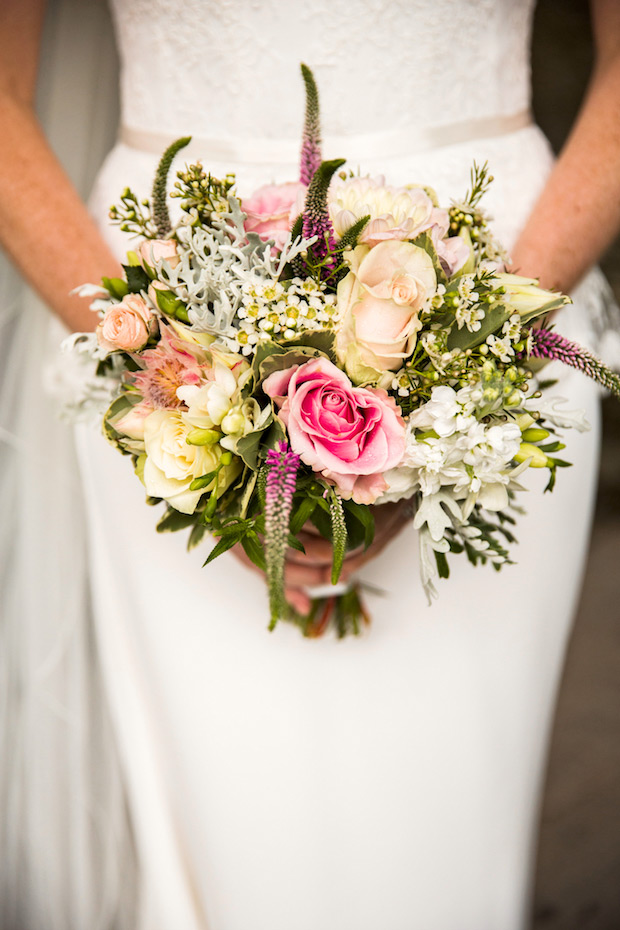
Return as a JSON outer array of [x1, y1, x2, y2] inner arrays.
[[1, 1, 620, 928]]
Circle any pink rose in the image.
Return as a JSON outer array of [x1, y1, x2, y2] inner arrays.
[[242, 182, 307, 250], [97, 294, 156, 353], [139, 238, 180, 271], [263, 357, 406, 504]]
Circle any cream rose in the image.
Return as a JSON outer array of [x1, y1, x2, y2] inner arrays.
[[97, 294, 156, 353], [335, 241, 437, 376], [142, 409, 238, 514]]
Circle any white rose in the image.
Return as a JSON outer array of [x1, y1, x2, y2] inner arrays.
[[143, 409, 237, 514]]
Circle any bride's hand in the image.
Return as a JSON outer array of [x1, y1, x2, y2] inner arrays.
[[230, 499, 412, 614]]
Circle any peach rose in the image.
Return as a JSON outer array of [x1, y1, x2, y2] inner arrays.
[[97, 294, 156, 353], [139, 238, 180, 271], [335, 241, 437, 375]]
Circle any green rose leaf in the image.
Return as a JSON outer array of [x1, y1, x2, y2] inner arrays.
[[122, 263, 150, 294], [446, 300, 512, 350]]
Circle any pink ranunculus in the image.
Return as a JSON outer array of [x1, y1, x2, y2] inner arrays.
[[97, 294, 157, 353], [436, 235, 471, 276], [263, 357, 406, 504], [242, 182, 307, 250], [427, 209, 470, 276]]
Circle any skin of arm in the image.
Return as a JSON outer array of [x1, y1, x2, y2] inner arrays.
[[510, 0, 620, 290], [0, 0, 121, 333]]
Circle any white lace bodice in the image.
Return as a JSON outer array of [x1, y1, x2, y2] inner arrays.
[[110, 0, 536, 142]]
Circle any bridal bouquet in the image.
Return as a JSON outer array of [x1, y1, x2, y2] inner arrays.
[[68, 66, 619, 636]]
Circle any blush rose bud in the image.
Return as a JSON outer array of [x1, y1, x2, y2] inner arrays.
[[97, 294, 156, 353]]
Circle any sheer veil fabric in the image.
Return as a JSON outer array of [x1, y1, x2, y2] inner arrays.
[[0, 1, 138, 927]]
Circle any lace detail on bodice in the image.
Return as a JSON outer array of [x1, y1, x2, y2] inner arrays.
[[109, 0, 536, 141]]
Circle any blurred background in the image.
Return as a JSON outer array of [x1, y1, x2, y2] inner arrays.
[[531, 1, 620, 927]]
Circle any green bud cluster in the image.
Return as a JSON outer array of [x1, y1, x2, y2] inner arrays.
[[109, 187, 156, 238], [171, 165, 236, 224]]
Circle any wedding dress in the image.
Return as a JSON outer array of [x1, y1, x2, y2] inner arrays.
[[6, 0, 611, 928]]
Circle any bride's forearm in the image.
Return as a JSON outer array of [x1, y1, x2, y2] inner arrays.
[[511, 2, 620, 293], [0, 0, 120, 333]]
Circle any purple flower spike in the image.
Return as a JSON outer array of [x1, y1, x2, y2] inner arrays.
[[524, 327, 620, 397], [301, 158, 346, 280], [264, 441, 300, 628], [299, 64, 322, 186]]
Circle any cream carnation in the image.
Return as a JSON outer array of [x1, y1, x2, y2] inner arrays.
[[329, 176, 435, 247]]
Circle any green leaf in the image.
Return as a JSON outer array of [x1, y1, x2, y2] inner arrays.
[[252, 340, 286, 374], [235, 411, 274, 469], [435, 549, 450, 579], [343, 500, 375, 550], [289, 496, 317, 535], [287, 534, 306, 553], [241, 532, 266, 571], [335, 214, 370, 253], [156, 508, 196, 533], [102, 276, 129, 300], [309, 503, 332, 539], [410, 231, 448, 287], [203, 534, 240, 566], [262, 418, 287, 454], [238, 471, 258, 519], [447, 300, 511, 351], [538, 440, 565, 453], [187, 523, 208, 551], [258, 343, 333, 385], [122, 263, 150, 294], [518, 296, 568, 324], [133, 453, 147, 484], [279, 329, 336, 358], [102, 392, 142, 453]]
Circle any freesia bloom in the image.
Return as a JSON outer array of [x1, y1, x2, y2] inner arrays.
[[329, 176, 435, 246], [97, 294, 156, 353], [178, 361, 262, 452], [335, 241, 436, 375], [142, 409, 238, 513], [263, 356, 406, 504], [243, 182, 307, 250], [494, 273, 568, 317]]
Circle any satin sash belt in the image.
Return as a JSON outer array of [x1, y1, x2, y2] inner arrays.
[[119, 110, 532, 164]]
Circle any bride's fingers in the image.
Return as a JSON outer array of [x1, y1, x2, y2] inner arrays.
[[286, 531, 334, 566], [285, 586, 311, 614], [284, 560, 329, 589]]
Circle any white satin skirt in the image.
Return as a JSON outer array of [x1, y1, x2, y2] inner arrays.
[[76, 127, 601, 930]]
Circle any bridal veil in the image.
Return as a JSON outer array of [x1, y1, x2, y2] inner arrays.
[[0, 0, 137, 926]]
